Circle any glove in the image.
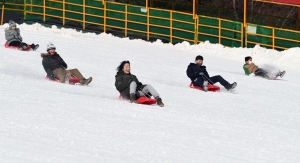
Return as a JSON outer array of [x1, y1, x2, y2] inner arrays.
[[199, 72, 204, 76], [49, 75, 56, 80]]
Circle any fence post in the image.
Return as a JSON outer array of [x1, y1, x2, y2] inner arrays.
[[1, 0, 4, 25], [104, 0, 106, 32], [272, 28, 275, 49], [43, 0, 45, 22], [125, 4, 127, 37], [170, 10, 172, 44], [83, 0, 85, 29], [241, 23, 243, 47], [63, 0, 65, 25], [218, 19, 221, 44], [147, 7, 149, 40], [245, 25, 248, 48], [194, 16, 198, 44]]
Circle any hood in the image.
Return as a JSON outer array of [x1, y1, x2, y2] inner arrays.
[[41, 52, 58, 58], [4, 27, 20, 32]]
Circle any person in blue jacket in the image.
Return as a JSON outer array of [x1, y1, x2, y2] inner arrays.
[[186, 55, 237, 91]]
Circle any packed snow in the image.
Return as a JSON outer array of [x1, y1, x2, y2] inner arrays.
[[0, 23, 300, 163]]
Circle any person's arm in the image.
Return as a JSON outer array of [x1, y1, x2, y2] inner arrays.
[[186, 65, 200, 79], [203, 66, 209, 78], [243, 65, 250, 75], [16, 29, 22, 41], [42, 58, 55, 80], [5, 30, 15, 41], [115, 76, 129, 92]]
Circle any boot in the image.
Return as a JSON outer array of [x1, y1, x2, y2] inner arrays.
[[129, 93, 137, 103], [31, 44, 39, 51], [155, 97, 164, 107], [226, 82, 237, 90], [203, 80, 208, 92], [80, 77, 92, 85]]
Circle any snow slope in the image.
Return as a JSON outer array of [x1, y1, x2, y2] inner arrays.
[[0, 23, 300, 163]]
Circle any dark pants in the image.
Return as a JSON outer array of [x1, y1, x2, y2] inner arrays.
[[9, 41, 28, 48], [193, 75, 230, 88], [254, 68, 268, 78]]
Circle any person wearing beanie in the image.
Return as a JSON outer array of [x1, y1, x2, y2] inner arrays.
[[243, 56, 285, 79], [41, 42, 92, 86], [5, 20, 39, 51], [186, 55, 237, 91]]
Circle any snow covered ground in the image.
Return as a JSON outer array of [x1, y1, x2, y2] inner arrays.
[[0, 23, 300, 163]]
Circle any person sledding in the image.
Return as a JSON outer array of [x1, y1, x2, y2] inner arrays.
[[5, 20, 39, 51], [186, 55, 237, 91], [41, 42, 92, 85], [243, 56, 285, 80], [115, 61, 164, 107]]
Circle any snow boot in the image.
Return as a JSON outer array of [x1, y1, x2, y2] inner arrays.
[[80, 77, 92, 85], [155, 97, 164, 107], [31, 44, 39, 51], [129, 93, 137, 103], [226, 82, 237, 90], [203, 80, 208, 92]]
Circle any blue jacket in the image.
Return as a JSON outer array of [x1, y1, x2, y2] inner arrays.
[[186, 63, 210, 82]]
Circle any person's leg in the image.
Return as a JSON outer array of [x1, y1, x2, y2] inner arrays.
[[254, 68, 268, 78], [138, 84, 164, 107], [193, 76, 206, 88], [69, 68, 92, 85], [140, 84, 159, 98], [8, 41, 21, 46], [68, 68, 84, 79], [130, 81, 137, 94], [209, 75, 230, 87], [53, 68, 66, 83]]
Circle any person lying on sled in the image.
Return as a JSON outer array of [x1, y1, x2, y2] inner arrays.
[[243, 56, 285, 80], [115, 60, 164, 107], [186, 55, 237, 92], [5, 20, 39, 51], [41, 42, 92, 85]]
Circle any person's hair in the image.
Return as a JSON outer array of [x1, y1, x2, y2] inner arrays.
[[245, 56, 252, 62], [117, 60, 130, 72]]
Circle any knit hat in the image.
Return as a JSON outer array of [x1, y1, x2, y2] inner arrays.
[[245, 56, 252, 62], [9, 20, 16, 28], [195, 55, 203, 61], [47, 42, 56, 51]]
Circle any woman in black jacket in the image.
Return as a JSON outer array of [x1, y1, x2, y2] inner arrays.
[[115, 61, 164, 107]]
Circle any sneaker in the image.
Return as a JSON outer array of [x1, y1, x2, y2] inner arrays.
[[129, 93, 137, 103], [280, 71, 286, 78], [203, 80, 208, 92], [80, 77, 92, 85], [156, 97, 164, 107], [226, 82, 237, 90]]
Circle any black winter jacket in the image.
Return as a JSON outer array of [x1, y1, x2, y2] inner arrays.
[[115, 71, 145, 98], [41, 52, 68, 77], [186, 63, 210, 82]]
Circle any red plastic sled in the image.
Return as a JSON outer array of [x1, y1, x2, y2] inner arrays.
[[119, 94, 157, 105], [4, 41, 31, 51], [45, 75, 80, 85], [190, 82, 220, 92]]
